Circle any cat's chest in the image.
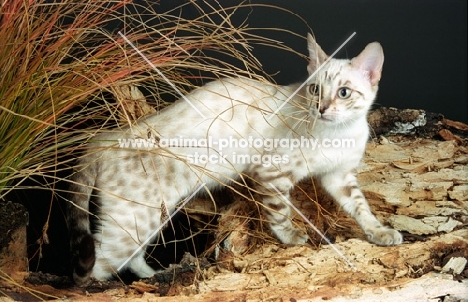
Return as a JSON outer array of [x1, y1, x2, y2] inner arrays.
[[281, 130, 367, 175]]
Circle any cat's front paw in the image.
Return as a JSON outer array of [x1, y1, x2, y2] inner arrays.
[[365, 226, 403, 246], [274, 227, 308, 245]]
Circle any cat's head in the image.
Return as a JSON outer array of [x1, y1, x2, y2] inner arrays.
[[306, 34, 384, 125]]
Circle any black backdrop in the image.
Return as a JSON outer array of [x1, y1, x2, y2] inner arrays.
[[156, 0, 467, 123]]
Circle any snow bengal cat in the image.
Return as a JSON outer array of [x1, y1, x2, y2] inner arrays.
[[67, 33, 403, 286]]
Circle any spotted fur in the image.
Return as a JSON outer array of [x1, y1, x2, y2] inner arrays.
[[67, 34, 402, 286]]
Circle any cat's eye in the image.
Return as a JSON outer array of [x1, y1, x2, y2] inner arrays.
[[309, 84, 320, 96], [337, 87, 352, 99]]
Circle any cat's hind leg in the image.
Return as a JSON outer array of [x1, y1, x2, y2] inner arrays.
[[91, 205, 159, 281], [91, 246, 156, 280], [128, 253, 157, 278], [320, 170, 402, 246]]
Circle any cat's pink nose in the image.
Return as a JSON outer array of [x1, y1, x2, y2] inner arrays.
[[319, 104, 328, 114]]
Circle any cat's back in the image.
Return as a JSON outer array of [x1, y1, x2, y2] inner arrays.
[[148, 77, 280, 122], [130, 77, 281, 137]]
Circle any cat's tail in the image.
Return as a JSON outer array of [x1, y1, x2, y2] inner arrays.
[[67, 159, 97, 286]]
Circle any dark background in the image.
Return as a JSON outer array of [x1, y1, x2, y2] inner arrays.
[[160, 0, 468, 123]]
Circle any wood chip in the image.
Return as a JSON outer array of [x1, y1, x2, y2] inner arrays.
[[441, 257, 468, 275], [387, 215, 437, 235], [443, 118, 468, 131], [448, 185, 468, 201], [437, 218, 463, 233], [130, 281, 159, 293], [439, 129, 461, 143]]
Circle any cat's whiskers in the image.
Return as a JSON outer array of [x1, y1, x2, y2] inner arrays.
[[279, 101, 311, 138], [286, 105, 314, 138]]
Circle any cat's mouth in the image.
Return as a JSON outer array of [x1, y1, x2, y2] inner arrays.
[[318, 114, 335, 122], [311, 112, 335, 122]]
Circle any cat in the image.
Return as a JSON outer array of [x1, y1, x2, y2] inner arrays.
[[67, 33, 403, 286]]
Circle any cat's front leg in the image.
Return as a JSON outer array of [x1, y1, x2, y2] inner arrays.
[[255, 172, 308, 245], [320, 170, 403, 246]]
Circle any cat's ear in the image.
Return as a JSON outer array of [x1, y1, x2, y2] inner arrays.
[[307, 33, 328, 73], [351, 42, 384, 86]]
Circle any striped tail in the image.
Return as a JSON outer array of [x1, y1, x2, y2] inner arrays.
[[67, 161, 97, 286]]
